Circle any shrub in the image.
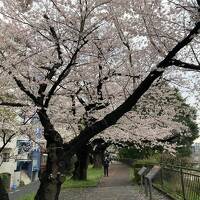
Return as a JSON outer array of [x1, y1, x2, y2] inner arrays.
[[19, 180, 25, 187], [0, 173, 11, 190]]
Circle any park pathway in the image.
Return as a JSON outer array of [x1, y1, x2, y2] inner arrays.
[[60, 162, 170, 200]]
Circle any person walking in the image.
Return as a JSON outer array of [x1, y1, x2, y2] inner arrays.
[[103, 156, 110, 177]]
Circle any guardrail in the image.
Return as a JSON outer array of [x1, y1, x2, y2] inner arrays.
[[153, 164, 200, 200]]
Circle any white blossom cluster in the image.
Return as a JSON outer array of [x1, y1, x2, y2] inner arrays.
[[0, 0, 199, 152]]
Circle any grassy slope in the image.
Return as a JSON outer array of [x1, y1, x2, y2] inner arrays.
[[19, 166, 103, 200], [62, 166, 103, 189]]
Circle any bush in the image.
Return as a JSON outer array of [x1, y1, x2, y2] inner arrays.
[[118, 147, 158, 160], [0, 173, 11, 190], [19, 180, 25, 187]]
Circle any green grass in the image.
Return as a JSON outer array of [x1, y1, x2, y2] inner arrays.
[[18, 166, 103, 200], [154, 180, 200, 200], [129, 167, 135, 181], [62, 166, 103, 189], [18, 193, 35, 200], [153, 183, 182, 200]]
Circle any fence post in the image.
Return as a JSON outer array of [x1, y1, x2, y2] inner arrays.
[[149, 179, 153, 200], [180, 167, 186, 200], [160, 165, 164, 189], [144, 178, 148, 196]]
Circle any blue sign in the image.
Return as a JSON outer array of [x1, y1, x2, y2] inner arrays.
[[35, 128, 42, 139], [32, 150, 40, 172]]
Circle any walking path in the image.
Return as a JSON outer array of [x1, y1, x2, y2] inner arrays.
[[9, 181, 39, 200], [60, 162, 170, 200]]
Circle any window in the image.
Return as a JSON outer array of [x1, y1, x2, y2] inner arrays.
[[17, 140, 32, 154], [2, 152, 10, 162]]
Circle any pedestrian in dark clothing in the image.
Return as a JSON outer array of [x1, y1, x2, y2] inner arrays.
[[103, 157, 109, 176]]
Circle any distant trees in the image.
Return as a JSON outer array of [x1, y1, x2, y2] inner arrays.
[[112, 83, 199, 159], [174, 93, 199, 157]]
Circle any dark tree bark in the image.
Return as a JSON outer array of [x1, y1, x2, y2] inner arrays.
[[65, 21, 200, 155], [11, 21, 199, 200], [91, 139, 107, 168], [0, 177, 9, 200], [34, 109, 70, 200], [35, 151, 70, 200], [93, 151, 103, 168], [72, 145, 89, 180]]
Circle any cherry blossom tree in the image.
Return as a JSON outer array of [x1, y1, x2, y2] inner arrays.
[[92, 82, 198, 165], [0, 108, 17, 154], [0, 0, 200, 200]]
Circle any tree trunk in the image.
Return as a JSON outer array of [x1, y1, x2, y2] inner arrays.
[[0, 177, 9, 200], [34, 145, 70, 200], [72, 146, 89, 180], [35, 109, 70, 200], [93, 151, 103, 168], [78, 150, 88, 180]]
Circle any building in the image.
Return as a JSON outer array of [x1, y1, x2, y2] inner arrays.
[[191, 136, 200, 163], [0, 126, 45, 190]]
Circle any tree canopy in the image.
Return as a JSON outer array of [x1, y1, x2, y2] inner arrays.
[[0, 0, 200, 199]]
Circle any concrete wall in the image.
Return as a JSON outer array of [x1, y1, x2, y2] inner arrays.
[[0, 135, 31, 189], [13, 171, 21, 187], [0, 158, 16, 189]]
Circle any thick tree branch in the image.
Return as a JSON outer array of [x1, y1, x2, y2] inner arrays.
[[97, 63, 103, 101], [36, 15, 65, 106], [0, 102, 29, 107], [162, 22, 200, 62], [65, 69, 163, 154], [71, 95, 76, 116], [13, 76, 39, 105], [64, 21, 200, 154], [37, 109, 63, 146], [0, 131, 15, 153], [44, 40, 88, 108], [170, 59, 200, 70], [197, 0, 200, 7]]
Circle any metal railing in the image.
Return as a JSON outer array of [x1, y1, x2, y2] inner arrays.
[[153, 164, 200, 200]]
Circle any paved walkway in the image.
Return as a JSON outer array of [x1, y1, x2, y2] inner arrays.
[[9, 181, 39, 200], [60, 162, 170, 200]]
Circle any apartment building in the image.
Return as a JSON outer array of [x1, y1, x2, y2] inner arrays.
[[0, 126, 46, 190]]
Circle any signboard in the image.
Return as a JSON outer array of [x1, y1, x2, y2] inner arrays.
[[138, 167, 148, 176], [35, 128, 42, 139], [32, 159, 39, 171], [145, 165, 161, 180]]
